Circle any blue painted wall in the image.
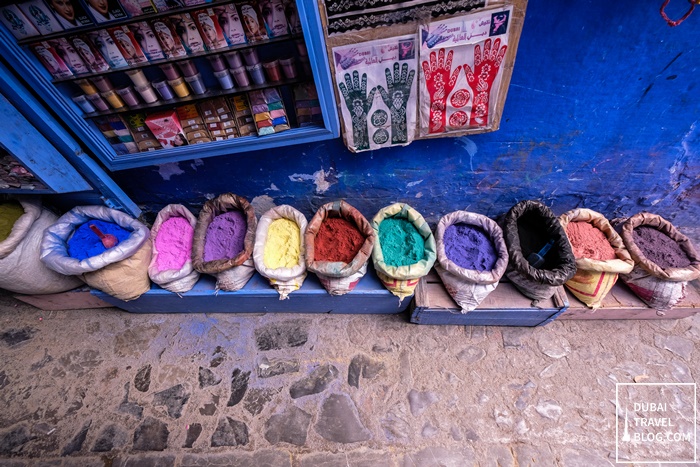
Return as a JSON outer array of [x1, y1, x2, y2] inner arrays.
[[112, 0, 700, 227]]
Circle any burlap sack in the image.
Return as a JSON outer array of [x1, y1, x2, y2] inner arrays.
[[148, 204, 200, 293], [192, 194, 257, 292], [618, 212, 700, 313], [253, 205, 307, 300], [503, 200, 576, 303], [305, 201, 375, 295], [434, 211, 508, 312], [0, 198, 83, 294], [371, 203, 436, 302], [559, 208, 634, 309], [41, 205, 151, 301]]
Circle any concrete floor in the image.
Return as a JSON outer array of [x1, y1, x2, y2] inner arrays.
[[0, 289, 698, 467]]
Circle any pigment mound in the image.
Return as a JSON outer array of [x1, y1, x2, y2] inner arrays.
[[379, 218, 424, 267], [633, 226, 691, 268], [155, 216, 194, 271], [264, 218, 301, 268], [443, 223, 498, 271], [68, 220, 131, 260], [0, 201, 23, 242], [566, 221, 616, 261], [315, 217, 365, 263], [204, 210, 247, 262]]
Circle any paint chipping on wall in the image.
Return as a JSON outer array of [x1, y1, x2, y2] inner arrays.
[[407, 180, 423, 188], [190, 159, 204, 171], [265, 183, 280, 192], [251, 195, 276, 218], [289, 168, 338, 194], [157, 162, 185, 181], [455, 137, 478, 172]]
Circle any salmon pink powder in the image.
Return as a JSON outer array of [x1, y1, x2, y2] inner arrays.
[[155, 216, 194, 272], [565, 222, 616, 261]]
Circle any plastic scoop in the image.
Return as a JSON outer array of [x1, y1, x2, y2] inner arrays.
[[527, 239, 554, 268], [89, 224, 118, 249]]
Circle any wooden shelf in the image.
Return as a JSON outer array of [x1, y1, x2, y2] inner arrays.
[[51, 34, 302, 83], [82, 76, 308, 118]]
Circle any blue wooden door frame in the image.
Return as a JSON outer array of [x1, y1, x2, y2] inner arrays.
[[0, 60, 141, 217]]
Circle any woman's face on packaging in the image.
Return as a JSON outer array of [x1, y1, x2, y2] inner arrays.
[[241, 6, 259, 35], [63, 43, 87, 72], [37, 47, 59, 71], [200, 20, 216, 43], [180, 18, 203, 51], [114, 30, 135, 57], [139, 26, 161, 56], [50, 0, 75, 21], [88, 0, 108, 15], [74, 39, 96, 63], [217, 9, 242, 41], [261, 0, 287, 37], [155, 23, 174, 50], [97, 33, 122, 63]]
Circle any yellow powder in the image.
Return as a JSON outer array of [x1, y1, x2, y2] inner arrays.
[[0, 201, 24, 242], [263, 218, 301, 268]]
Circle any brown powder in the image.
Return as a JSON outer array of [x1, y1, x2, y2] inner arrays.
[[633, 226, 691, 268], [566, 221, 617, 261]]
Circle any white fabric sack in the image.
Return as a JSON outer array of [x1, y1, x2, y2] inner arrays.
[[148, 204, 199, 293], [0, 198, 83, 294], [253, 205, 307, 300]]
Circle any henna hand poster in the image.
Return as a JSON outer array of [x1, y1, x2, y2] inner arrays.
[[333, 36, 418, 153], [419, 6, 513, 136]]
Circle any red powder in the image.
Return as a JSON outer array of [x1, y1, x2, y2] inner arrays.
[[314, 217, 365, 263], [566, 221, 617, 261]]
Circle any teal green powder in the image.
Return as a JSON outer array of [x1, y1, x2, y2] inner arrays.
[[379, 218, 425, 266]]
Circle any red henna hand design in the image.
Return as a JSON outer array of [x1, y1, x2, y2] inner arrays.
[[422, 48, 461, 134], [463, 38, 508, 127]]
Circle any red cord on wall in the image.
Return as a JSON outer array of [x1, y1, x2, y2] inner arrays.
[[660, 0, 698, 26]]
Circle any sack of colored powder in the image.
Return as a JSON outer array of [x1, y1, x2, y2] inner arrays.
[[503, 200, 576, 304], [41, 206, 151, 301], [253, 205, 307, 300], [616, 212, 699, 314], [305, 200, 375, 296], [434, 211, 509, 312], [192, 193, 257, 292], [559, 208, 634, 309], [0, 198, 83, 294], [148, 204, 200, 293], [371, 203, 436, 302]]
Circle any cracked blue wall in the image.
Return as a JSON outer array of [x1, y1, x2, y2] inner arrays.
[[112, 0, 700, 226]]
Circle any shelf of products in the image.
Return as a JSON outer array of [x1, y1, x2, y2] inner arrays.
[[0, 0, 339, 171]]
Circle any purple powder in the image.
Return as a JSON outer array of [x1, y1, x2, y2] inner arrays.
[[203, 210, 247, 262], [633, 226, 691, 268], [443, 223, 498, 271]]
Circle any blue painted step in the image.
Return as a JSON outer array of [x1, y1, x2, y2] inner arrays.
[[91, 264, 410, 314]]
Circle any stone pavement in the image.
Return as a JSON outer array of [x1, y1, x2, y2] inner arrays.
[[0, 290, 698, 467]]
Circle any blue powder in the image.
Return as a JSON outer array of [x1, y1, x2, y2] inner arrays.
[[68, 220, 132, 260]]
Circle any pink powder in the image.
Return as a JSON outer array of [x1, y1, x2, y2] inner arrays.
[[155, 216, 194, 272], [204, 210, 247, 261], [566, 221, 616, 261]]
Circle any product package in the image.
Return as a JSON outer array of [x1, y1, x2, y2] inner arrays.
[[31, 41, 73, 79], [47, 37, 89, 75], [293, 83, 322, 127], [118, 0, 157, 16], [212, 4, 247, 46], [237, 1, 268, 42], [0, 5, 40, 39], [108, 25, 148, 65], [284, 0, 301, 34], [419, 6, 513, 136], [230, 95, 256, 137], [69, 35, 110, 72], [248, 88, 289, 135], [19, 1, 63, 35], [145, 110, 188, 148], [193, 8, 227, 50], [87, 29, 129, 68], [150, 0, 184, 11], [150, 16, 187, 58], [95, 115, 140, 154], [128, 21, 165, 61], [260, 0, 288, 38], [333, 35, 417, 152], [176, 104, 203, 127], [84, 0, 128, 23], [47, 0, 93, 29], [168, 12, 207, 54]]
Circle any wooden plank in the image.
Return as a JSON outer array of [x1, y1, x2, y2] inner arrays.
[[92, 265, 409, 314], [560, 280, 700, 320], [14, 287, 113, 311]]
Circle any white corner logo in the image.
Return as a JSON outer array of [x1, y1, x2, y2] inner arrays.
[[616, 383, 696, 463]]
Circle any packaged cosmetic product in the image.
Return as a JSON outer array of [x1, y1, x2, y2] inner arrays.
[[0, 5, 40, 40], [198, 100, 220, 123], [118, 0, 157, 17], [45, 0, 93, 29], [128, 21, 165, 61], [135, 84, 159, 103], [176, 105, 203, 126], [168, 12, 207, 54], [262, 59, 281, 82], [125, 112, 149, 133], [223, 51, 243, 68], [159, 62, 181, 80], [76, 78, 98, 94], [246, 63, 265, 85], [126, 69, 149, 87], [72, 95, 96, 113], [109, 25, 149, 66], [87, 30, 128, 69], [295, 38, 307, 56], [168, 77, 190, 97], [31, 41, 73, 79], [152, 80, 175, 100], [150, 17, 187, 58], [260, 0, 289, 38], [211, 4, 247, 46], [231, 66, 250, 87], [237, 1, 268, 42], [285, 0, 302, 34], [91, 75, 114, 93], [177, 59, 198, 77], [69, 35, 110, 73], [102, 89, 126, 109], [86, 92, 110, 111], [214, 69, 234, 90], [184, 73, 207, 95], [50, 38, 91, 76], [279, 57, 297, 79], [87, 0, 128, 23], [193, 8, 227, 50], [240, 47, 259, 66], [116, 86, 140, 107], [208, 54, 227, 72], [18, 1, 63, 35], [138, 139, 161, 151], [150, 0, 185, 12], [145, 109, 188, 148]]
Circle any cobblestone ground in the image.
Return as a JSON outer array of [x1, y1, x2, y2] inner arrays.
[[0, 290, 698, 467]]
